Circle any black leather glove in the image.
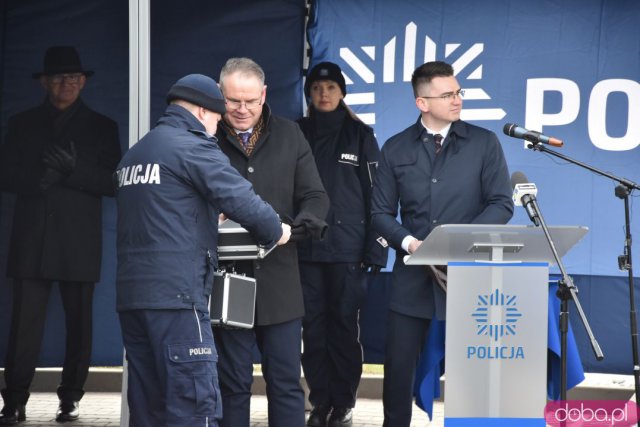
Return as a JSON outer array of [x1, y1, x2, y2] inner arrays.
[[42, 141, 76, 175], [39, 168, 65, 191]]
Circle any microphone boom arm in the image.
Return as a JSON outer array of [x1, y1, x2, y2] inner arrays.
[[527, 141, 640, 414], [528, 143, 640, 190]]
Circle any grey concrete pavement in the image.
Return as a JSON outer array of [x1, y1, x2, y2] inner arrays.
[[2, 369, 635, 426], [18, 392, 441, 427]]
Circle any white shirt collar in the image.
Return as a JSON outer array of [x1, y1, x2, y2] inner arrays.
[[235, 127, 254, 134], [420, 118, 451, 140]]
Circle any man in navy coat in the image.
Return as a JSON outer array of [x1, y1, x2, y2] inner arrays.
[[370, 61, 514, 426]]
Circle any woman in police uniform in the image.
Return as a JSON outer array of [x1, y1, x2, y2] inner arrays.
[[296, 62, 388, 427]]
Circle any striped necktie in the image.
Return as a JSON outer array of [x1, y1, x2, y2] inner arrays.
[[434, 133, 443, 155]]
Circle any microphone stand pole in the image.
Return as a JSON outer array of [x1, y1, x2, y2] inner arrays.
[[527, 195, 604, 402], [529, 142, 639, 405]]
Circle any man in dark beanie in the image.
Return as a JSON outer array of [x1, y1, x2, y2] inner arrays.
[[166, 74, 227, 115], [0, 46, 121, 425], [115, 73, 290, 426]]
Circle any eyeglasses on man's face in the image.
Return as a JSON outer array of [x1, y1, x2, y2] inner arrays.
[[48, 73, 83, 85], [224, 97, 263, 110], [418, 89, 465, 101]]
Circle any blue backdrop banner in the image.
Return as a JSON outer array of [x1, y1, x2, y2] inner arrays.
[[309, 0, 640, 375], [307, 0, 640, 278]]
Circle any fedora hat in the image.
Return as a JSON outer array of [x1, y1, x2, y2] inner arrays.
[[32, 46, 94, 79]]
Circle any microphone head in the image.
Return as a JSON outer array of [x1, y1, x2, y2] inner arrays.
[[503, 123, 518, 137], [511, 171, 538, 206], [510, 171, 529, 189]]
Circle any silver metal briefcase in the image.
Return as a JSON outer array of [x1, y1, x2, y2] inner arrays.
[[209, 271, 256, 329], [217, 219, 275, 260]]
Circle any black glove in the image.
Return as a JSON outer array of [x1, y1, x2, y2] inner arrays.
[[291, 212, 328, 240], [289, 224, 311, 242], [39, 168, 65, 191], [42, 141, 76, 175]]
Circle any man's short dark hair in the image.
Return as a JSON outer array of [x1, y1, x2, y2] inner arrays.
[[411, 61, 454, 97]]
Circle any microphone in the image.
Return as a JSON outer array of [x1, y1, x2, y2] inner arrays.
[[503, 123, 564, 148], [511, 171, 540, 226]]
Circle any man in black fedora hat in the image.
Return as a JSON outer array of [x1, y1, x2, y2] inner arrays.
[[32, 46, 95, 78], [0, 46, 121, 424]]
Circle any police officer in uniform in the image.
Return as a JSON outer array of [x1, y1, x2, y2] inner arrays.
[[296, 62, 388, 427], [115, 74, 291, 427]]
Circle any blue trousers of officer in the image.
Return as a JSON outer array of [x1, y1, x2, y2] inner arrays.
[[382, 310, 430, 427], [119, 307, 221, 427], [299, 262, 367, 409], [214, 317, 304, 427]]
